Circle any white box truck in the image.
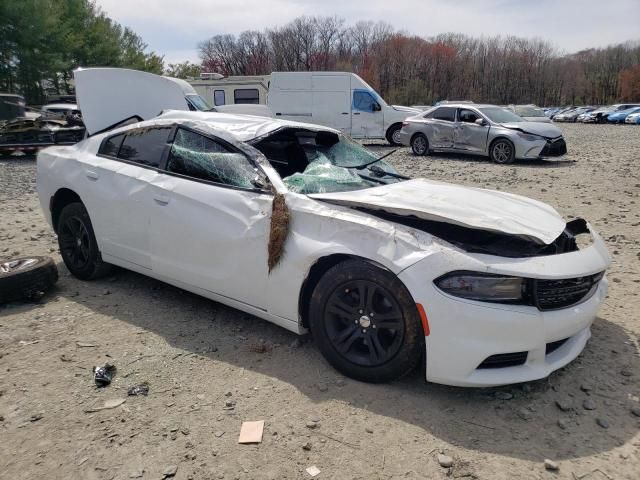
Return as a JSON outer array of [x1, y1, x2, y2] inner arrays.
[[267, 72, 421, 144]]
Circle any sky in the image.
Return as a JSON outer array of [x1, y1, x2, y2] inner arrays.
[[95, 0, 640, 65]]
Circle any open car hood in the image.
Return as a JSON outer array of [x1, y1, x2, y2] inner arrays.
[[500, 122, 562, 139], [392, 105, 422, 114], [309, 178, 566, 245]]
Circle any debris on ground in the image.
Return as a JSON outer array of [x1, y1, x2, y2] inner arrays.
[[544, 459, 559, 471], [127, 383, 149, 396], [93, 363, 116, 387], [84, 398, 126, 413], [249, 341, 272, 354], [437, 454, 453, 468], [75, 341, 97, 348], [306, 465, 321, 477], [238, 420, 264, 444], [30, 413, 44, 422], [162, 465, 178, 478]]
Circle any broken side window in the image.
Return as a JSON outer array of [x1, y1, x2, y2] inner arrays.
[[166, 128, 256, 189]]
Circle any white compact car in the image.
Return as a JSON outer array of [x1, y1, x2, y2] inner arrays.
[[36, 73, 611, 387]]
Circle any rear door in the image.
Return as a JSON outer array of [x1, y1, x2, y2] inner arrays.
[[149, 127, 272, 309], [453, 108, 489, 153], [428, 107, 456, 148], [88, 126, 171, 269]]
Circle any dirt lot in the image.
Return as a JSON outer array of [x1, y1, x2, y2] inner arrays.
[[1, 123, 639, 480]]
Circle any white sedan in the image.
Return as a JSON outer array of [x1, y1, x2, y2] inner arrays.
[[37, 109, 611, 387]]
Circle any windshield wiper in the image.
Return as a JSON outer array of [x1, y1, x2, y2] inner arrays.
[[354, 149, 398, 170], [356, 172, 389, 185], [369, 164, 410, 180]]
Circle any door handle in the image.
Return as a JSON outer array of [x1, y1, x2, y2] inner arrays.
[[353, 112, 360, 115], [85, 170, 99, 181], [341, 112, 349, 115], [153, 194, 170, 206]]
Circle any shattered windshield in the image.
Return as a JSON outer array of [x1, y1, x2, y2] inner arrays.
[[253, 129, 403, 194], [480, 107, 525, 123]]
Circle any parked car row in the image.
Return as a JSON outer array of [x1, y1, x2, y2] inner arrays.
[[545, 104, 640, 123]]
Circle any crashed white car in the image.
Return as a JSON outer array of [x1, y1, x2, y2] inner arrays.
[[36, 79, 610, 387]]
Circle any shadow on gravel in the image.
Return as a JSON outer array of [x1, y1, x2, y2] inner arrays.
[[58, 263, 640, 463]]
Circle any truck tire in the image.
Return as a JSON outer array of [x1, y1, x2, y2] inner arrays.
[[385, 124, 403, 146], [0, 256, 58, 304]]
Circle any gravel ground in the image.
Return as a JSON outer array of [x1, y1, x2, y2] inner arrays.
[[1, 123, 639, 480]]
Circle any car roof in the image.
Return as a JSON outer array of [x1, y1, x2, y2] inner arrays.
[[155, 110, 339, 142], [43, 103, 78, 109], [433, 103, 499, 109]]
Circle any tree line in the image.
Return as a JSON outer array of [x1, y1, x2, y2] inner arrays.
[[199, 16, 640, 106], [0, 0, 165, 104]]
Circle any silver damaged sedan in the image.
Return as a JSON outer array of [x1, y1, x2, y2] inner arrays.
[[397, 103, 567, 163]]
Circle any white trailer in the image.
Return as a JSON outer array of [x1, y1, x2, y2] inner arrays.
[[189, 75, 270, 108], [267, 72, 420, 144]]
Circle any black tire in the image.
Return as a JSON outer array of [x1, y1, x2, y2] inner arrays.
[[0, 256, 58, 304], [490, 138, 515, 164], [308, 259, 424, 383], [385, 124, 403, 146], [57, 202, 111, 280], [411, 134, 429, 156]]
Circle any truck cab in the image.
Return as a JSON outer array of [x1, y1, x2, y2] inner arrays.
[[267, 72, 419, 144]]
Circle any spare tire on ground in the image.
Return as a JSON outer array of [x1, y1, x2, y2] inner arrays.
[[0, 256, 58, 304]]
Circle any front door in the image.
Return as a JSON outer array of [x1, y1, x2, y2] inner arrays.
[[351, 89, 384, 139], [454, 108, 489, 153], [149, 127, 272, 309]]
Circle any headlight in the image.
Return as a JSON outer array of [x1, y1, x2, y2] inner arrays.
[[435, 272, 525, 302], [517, 132, 542, 142]]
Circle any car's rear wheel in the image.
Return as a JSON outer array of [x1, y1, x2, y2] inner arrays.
[[411, 134, 429, 156], [57, 202, 111, 280], [385, 124, 403, 146], [309, 259, 424, 383], [490, 139, 515, 164]]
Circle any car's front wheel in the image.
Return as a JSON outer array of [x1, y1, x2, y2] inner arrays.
[[490, 139, 515, 164], [57, 202, 111, 280], [411, 134, 429, 156], [309, 259, 424, 383]]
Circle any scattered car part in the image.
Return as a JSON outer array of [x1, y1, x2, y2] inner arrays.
[[93, 363, 116, 387], [127, 383, 150, 396], [0, 256, 58, 304]]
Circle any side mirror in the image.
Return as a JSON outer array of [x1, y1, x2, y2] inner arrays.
[[474, 118, 487, 126], [251, 173, 269, 190], [372, 102, 381, 112]]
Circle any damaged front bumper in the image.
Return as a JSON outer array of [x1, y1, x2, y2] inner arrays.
[[398, 225, 611, 387]]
